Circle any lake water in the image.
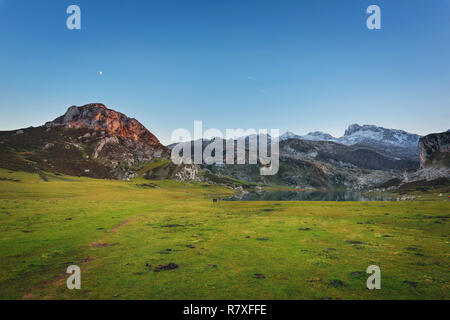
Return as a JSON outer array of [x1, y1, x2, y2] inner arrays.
[[224, 190, 393, 201]]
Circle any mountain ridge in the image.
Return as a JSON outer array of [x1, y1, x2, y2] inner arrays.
[[279, 124, 422, 160], [0, 104, 178, 180], [1, 103, 448, 190], [45, 103, 162, 147]]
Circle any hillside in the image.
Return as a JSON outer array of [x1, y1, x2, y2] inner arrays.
[[0, 104, 186, 180]]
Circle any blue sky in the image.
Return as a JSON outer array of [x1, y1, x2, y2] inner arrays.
[[0, 0, 449, 145]]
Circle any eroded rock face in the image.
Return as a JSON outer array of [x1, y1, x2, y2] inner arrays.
[[418, 132, 450, 169], [41, 103, 172, 179], [46, 103, 161, 147], [0, 103, 186, 181]]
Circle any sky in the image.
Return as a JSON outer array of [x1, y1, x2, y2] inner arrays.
[[0, 0, 449, 145]]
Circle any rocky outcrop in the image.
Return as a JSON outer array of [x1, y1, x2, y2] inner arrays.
[[0, 104, 181, 181], [418, 131, 450, 169], [45, 103, 161, 147]]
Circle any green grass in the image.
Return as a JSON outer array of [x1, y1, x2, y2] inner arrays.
[[0, 168, 448, 300], [136, 159, 172, 175]]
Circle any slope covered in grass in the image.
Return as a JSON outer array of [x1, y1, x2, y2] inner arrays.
[[0, 169, 448, 299]]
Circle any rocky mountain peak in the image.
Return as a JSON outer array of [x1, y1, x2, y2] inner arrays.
[[45, 103, 161, 147], [344, 124, 382, 136], [418, 131, 450, 169], [303, 131, 336, 141], [341, 124, 421, 148]]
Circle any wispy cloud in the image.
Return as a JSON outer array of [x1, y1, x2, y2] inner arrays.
[[247, 76, 256, 81]]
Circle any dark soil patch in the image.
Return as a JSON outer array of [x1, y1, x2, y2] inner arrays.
[[256, 238, 269, 241], [346, 240, 363, 245], [403, 280, 418, 288], [186, 245, 196, 249], [91, 242, 114, 248], [254, 273, 265, 279], [207, 264, 217, 268], [154, 263, 179, 272], [298, 228, 311, 231], [136, 183, 159, 189], [159, 249, 172, 254], [328, 279, 345, 288], [350, 272, 363, 278], [161, 224, 184, 228]]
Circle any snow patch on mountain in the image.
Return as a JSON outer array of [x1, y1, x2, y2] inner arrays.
[[338, 124, 421, 148], [281, 124, 421, 148], [280, 131, 337, 142]]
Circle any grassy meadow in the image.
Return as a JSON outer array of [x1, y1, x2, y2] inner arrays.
[[0, 168, 448, 300]]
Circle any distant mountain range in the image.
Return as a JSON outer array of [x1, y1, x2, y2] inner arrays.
[[0, 103, 448, 190], [280, 124, 422, 160]]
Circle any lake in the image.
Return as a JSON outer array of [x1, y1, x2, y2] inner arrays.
[[224, 190, 393, 201]]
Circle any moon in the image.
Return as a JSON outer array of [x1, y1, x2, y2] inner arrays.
[[99, 71, 103, 76]]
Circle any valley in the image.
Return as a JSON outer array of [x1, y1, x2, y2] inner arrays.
[[0, 103, 448, 300], [0, 168, 448, 300]]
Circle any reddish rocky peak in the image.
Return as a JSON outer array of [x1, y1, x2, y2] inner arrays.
[[46, 103, 162, 146]]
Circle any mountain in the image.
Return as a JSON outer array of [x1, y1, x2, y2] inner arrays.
[[339, 124, 420, 154], [301, 131, 337, 142], [280, 131, 336, 142], [204, 137, 418, 190], [418, 131, 450, 169], [167, 123, 425, 189], [281, 124, 421, 160], [280, 131, 303, 141], [0, 103, 196, 180], [389, 131, 450, 191], [1, 104, 444, 190], [45, 104, 161, 147]]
